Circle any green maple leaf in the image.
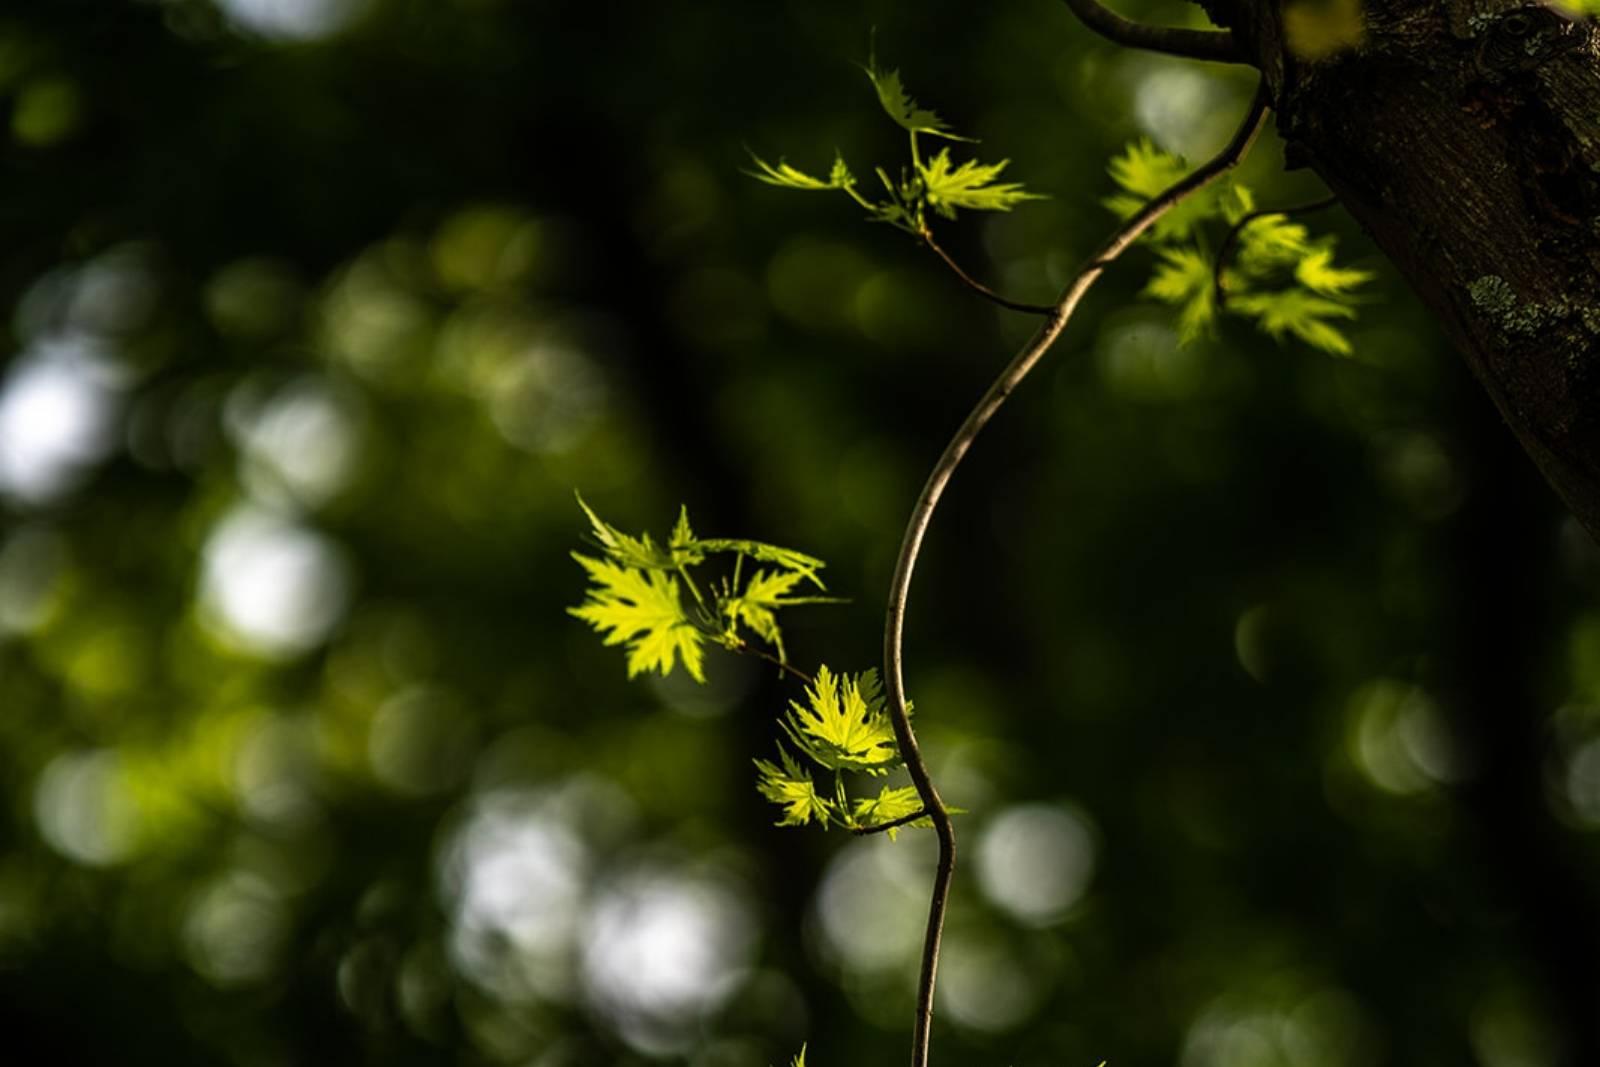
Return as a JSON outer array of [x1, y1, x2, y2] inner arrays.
[[917, 148, 1043, 220], [1143, 246, 1217, 344], [575, 492, 695, 569], [754, 748, 833, 827], [721, 568, 843, 661], [1236, 213, 1315, 273], [1294, 246, 1374, 295], [783, 666, 902, 775], [1103, 139, 1224, 242], [747, 151, 856, 192], [1229, 289, 1360, 356], [849, 784, 927, 839], [862, 57, 973, 140], [697, 538, 828, 589], [569, 553, 706, 682]]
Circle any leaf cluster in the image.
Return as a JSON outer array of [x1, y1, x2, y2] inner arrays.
[[1104, 140, 1374, 356], [569, 498, 933, 839], [755, 665, 933, 838], [568, 494, 832, 682], [747, 54, 1042, 236]]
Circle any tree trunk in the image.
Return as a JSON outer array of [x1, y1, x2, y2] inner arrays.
[[1207, 0, 1600, 541]]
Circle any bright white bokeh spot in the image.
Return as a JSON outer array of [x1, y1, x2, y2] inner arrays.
[[183, 870, 290, 987], [938, 933, 1045, 1033], [1131, 64, 1229, 158], [486, 342, 608, 455], [229, 377, 364, 508], [33, 748, 141, 866], [0, 340, 120, 503], [67, 246, 160, 337], [199, 505, 352, 657], [814, 835, 933, 973], [976, 804, 1097, 926], [581, 869, 756, 1054], [214, 0, 368, 40], [442, 790, 592, 1004], [1182, 986, 1375, 1067]]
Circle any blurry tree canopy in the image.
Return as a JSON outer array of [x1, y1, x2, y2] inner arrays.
[[1, 3, 1600, 1067]]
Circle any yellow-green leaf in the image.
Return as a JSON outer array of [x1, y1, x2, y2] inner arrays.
[[1103, 139, 1224, 242], [747, 151, 854, 192], [1143, 246, 1217, 345], [783, 666, 901, 775], [917, 148, 1043, 220], [569, 554, 706, 682], [1294, 246, 1374, 295], [755, 749, 833, 827], [1230, 289, 1359, 356], [862, 59, 973, 140], [850, 784, 927, 839], [575, 492, 688, 569]]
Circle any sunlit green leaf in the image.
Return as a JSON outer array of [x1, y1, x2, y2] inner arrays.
[[917, 148, 1043, 220], [1143, 246, 1217, 344], [1294, 246, 1374, 295], [720, 568, 844, 660], [755, 748, 834, 827], [783, 666, 901, 775], [569, 554, 706, 682], [698, 538, 828, 588], [850, 784, 927, 839], [1103, 139, 1224, 242], [747, 151, 855, 192], [1235, 213, 1314, 273], [574, 492, 681, 569], [1229, 289, 1359, 355], [862, 58, 973, 140]]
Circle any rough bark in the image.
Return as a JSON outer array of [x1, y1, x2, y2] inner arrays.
[[1206, 0, 1600, 541]]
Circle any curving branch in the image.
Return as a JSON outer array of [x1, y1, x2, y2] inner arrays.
[[882, 81, 1270, 1067], [1212, 195, 1340, 308], [1060, 0, 1243, 63], [919, 226, 1054, 316]]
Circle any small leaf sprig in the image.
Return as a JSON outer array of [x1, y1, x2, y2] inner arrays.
[[1103, 139, 1374, 355], [747, 52, 1051, 314], [569, 496, 938, 838]]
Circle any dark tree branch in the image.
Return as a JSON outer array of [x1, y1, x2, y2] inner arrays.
[[850, 808, 930, 836], [920, 226, 1054, 315], [882, 81, 1271, 1067], [1060, 0, 1244, 63], [1212, 194, 1340, 308]]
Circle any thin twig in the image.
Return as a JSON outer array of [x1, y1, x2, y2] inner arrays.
[[1212, 195, 1340, 309], [728, 638, 815, 686], [1060, 0, 1243, 63], [882, 81, 1270, 1067], [920, 227, 1054, 315], [851, 808, 930, 836]]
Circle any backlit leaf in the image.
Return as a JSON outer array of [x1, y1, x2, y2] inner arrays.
[[569, 554, 706, 682], [754, 748, 833, 827], [917, 148, 1043, 220], [783, 666, 901, 775]]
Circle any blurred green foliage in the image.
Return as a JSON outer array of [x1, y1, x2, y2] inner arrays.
[[2, 2, 1600, 1067]]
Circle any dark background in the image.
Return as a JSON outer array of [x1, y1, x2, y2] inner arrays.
[[1, 1, 1597, 1065]]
